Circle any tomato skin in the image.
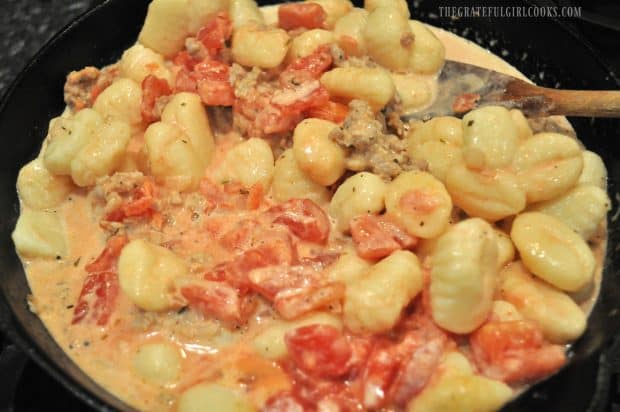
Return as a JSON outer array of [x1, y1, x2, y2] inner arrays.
[[305, 100, 349, 123], [173, 51, 199, 71], [84, 235, 128, 273], [219, 219, 260, 252], [270, 198, 330, 244], [281, 45, 333, 86], [180, 282, 256, 324], [140, 75, 172, 124], [361, 342, 402, 410], [350, 214, 418, 260], [192, 60, 235, 106], [275, 283, 345, 320], [247, 182, 264, 210], [105, 180, 157, 222], [278, 3, 326, 30], [72, 271, 119, 326], [286, 325, 352, 378], [470, 320, 567, 384], [196, 12, 233, 58]]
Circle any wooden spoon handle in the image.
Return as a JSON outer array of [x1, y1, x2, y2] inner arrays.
[[504, 80, 620, 117]]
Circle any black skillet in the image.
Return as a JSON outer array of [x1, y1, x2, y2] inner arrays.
[[0, 0, 619, 410]]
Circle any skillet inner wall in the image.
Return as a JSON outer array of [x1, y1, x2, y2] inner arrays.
[[0, 0, 618, 411]]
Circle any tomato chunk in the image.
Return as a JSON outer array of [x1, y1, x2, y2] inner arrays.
[[278, 3, 326, 30], [470, 320, 567, 384], [274, 283, 345, 320], [270, 198, 330, 244], [192, 60, 235, 106], [362, 342, 402, 410], [84, 235, 128, 273], [181, 281, 256, 324], [399, 189, 442, 214], [219, 219, 260, 252], [72, 271, 119, 326], [350, 215, 418, 259], [281, 45, 333, 86], [105, 180, 157, 222], [196, 12, 233, 58], [140, 75, 172, 124], [305, 100, 349, 123], [263, 392, 306, 412], [285, 325, 352, 378]]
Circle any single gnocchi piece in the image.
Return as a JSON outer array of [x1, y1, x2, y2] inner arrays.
[[445, 163, 526, 222], [462, 106, 519, 169], [271, 149, 330, 204], [230, 0, 265, 29], [385, 171, 452, 239], [327, 252, 372, 284], [500, 261, 586, 343], [391, 74, 432, 112], [408, 21, 445, 74], [494, 229, 515, 269], [161, 92, 216, 168], [70, 119, 131, 187], [232, 24, 289, 69], [43, 109, 103, 175], [511, 212, 595, 292], [407, 116, 463, 182], [287, 29, 335, 62], [138, 0, 191, 57], [118, 239, 188, 312], [489, 300, 524, 322], [307, 0, 353, 28], [430, 218, 498, 334], [512, 132, 584, 203], [364, 0, 410, 17], [510, 109, 533, 140], [252, 312, 342, 360], [344, 250, 423, 334], [363, 6, 413, 71], [187, 0, 229, 33], [329, 172, 387, 232], [144, 121, 205, 191], [17, 158, 73, 210], [12, 210, 67, 259], [178, 383, 256, 412], [320, 67, 395, 111], [578, 150, 607, 189], [118, 44, 172, 85], [292, 118, 345, 186], [531, 184, 610, 240], [132, 341, 182, 385], [333, 8, 368, 57], [215, 138, 274, 189], [408, 373, 512, 412], [92, 78, 143, 133]]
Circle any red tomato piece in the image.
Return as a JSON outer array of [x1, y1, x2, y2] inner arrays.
[[175, 68, 198, 93], [361, 342, 402, 410], [72, 271, 119, 325], [278, 3, 326, 30], [173, 51, 199, 71], [180, 281, 256, 324], [470, 320, 567, 384], [281, 45, 333, 86], [274, 283, 345, 320], [263, 392, 306, 412], [305, 100, 349, 123], [285, 324, 352, 378], [196, 12, 233, 58], [452, 92, 480, 113], [140, 75, 172, 124], [192, 60, 235, 106], [270, 198, 330, 244], [84, 235, 128, 273], [350, 215, 418, 259], [248, 264, 320, 301], [105, 180, 157, 222], [219, 219, 260, 252], [399, 189, 442, 214], [246, 182, 264, 210]]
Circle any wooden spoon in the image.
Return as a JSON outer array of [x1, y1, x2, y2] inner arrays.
[[404, 60, 620, 120]]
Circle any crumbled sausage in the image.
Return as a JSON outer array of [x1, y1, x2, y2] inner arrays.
[[63, 65, 118, 110]]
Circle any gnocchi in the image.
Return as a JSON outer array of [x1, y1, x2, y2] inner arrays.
[[363, 6, 413, 71], [12, 210, 67, 259], [307, 0, 353, 28], [333, 8, 368, 57], [132, 342, 182, 385], [271, 149, 330, 204], [320, 67, 395, 111], [178, 384, 255, 412], [215, 138, 275, 189], [17, 158, 73, 210], [329, 172, 387, 232], [232, 24, 289, 69]]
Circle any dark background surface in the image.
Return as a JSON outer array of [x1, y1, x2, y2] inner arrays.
[[0, 0, 619, 411]]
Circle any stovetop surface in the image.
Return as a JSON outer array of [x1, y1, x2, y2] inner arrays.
[[1, 0, 619, 411]]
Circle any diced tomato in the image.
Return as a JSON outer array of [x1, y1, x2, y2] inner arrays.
[[269, 198, 330, 244], [219, 219, 260, 252], [399, 189, 442, 214], [247, 182, 264, 210], [180, 281, 256, 324], [141, 75, 172, 124], [84, 235, 129, 273], [470, 320, 567, 384], [361, 342, 402, 410], [282, 85, 331, 114], [175, 68, 198, 93], [105, 180, 157, 222], [274, 283, 345, 320], [72, 271, 119, 326], [173, 51, 199, 71], [192, 60, 235, 106], [278, 3, 326, 30], [452, 92, 480, 113], [196, 12, 233, 58], [263, 392, 307, 412], [285, 325, 352, 378], [281, 45, 333, 86], [350, 215, 417, 260], [248, 264, 320, 301], [305, 100, 349, 123]]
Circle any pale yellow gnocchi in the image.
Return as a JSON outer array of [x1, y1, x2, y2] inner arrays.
[[320, 67, 395, 111], [271, 149, 330, 204], [12, 210, 67, 259], [216, 137, 275, 189], [329, 171, 387, 232], [17, 158, 73, 210], [132, 341, 182, 385]]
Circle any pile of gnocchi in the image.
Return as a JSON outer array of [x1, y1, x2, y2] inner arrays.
[[11, 0, 610, 411]]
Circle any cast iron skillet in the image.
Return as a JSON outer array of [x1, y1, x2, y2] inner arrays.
[[0, 0, 619, 410]]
